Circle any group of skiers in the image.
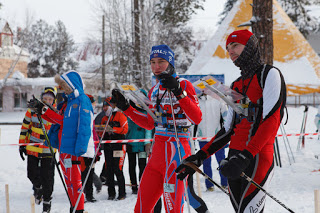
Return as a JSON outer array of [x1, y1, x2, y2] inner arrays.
[[19, 29, 286, 213]]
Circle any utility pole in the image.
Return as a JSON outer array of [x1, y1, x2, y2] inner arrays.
[[102, 15, 106, 94], [252, 0, 273, 65]]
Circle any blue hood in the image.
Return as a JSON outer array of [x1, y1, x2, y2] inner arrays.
[[61, 70, 85, 97]]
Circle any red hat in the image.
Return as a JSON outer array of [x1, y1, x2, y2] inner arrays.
[[86, 94, 95, 103], [226, 30, 253, 48]]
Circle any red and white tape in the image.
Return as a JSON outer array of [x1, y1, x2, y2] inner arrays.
[[2, 133, 319, 146]]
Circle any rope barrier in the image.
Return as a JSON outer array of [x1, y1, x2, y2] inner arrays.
[[5, 132, 320, 146]]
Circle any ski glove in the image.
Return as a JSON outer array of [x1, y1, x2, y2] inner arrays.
[[27, 96, 45, 115], [19, 146, 27, 161], [111, 89, 130, 111], [219, 150, 253, 180], [158, 74, 182, 96], [175, 150, 207, 180]]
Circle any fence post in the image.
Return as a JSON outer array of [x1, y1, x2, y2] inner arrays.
[[31, 195, 35, 213], [5, 184, 10, 213], [315, 189, 320, 213]]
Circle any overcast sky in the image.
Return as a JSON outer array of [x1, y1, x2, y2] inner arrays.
[[1, 0, 226, 43]]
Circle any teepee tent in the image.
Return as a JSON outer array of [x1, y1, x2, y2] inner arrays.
[[186, 0, 320, 97]]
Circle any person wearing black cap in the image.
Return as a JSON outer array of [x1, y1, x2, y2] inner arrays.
[[111, 44, 202, 213], [176, 30, 287, 213]]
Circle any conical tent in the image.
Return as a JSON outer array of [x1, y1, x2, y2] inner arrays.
[[186, 0, 320, 96]]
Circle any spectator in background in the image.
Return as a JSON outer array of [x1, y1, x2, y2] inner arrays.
[[80, 94, 100, 202], [95, 98, 109, 125], [95, 98, 113, 186], [314, 105, 320, 133], [101, 97, 128, 200], [126, 90, 153, 194], [197, 93, 228, 191], [19, 87, 57, 213]]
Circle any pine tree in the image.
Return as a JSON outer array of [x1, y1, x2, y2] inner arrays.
[[219, 0, 320, 38], [15, 19, 78, 77], [153, 0, 205, 73]]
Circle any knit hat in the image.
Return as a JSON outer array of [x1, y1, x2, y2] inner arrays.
[[226, 30, 253, 48], [150, 44, 175, 68], [86, 94, 95, 103], [41, 87, 57, 100], [103, 97, 112, 106]]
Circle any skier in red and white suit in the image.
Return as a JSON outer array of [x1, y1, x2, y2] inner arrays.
[[111, 44, 202, 213], [176, 30, 287, 213]]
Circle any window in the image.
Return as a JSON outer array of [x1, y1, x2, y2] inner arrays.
[[14, 93, 28, 108]]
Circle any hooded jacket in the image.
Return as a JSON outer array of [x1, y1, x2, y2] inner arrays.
[[44, 71, 94, 157]]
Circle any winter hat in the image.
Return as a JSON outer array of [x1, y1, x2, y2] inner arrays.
[[103, 97, 112, 107], [233, 35, 263, 78], [226, 30, 253, 48], [86, 94, 95, 103], [41, 87, 57, 100], [150, 44, 175, 68]]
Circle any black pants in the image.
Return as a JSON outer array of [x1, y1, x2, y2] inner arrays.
[[127, 152, 147, 186], [104, 144, 126, 197], [81, 157, 94, 198], [27, 155, 55, 201]]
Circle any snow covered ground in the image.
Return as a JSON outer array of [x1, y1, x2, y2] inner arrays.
[[0, 106, 319, 213]]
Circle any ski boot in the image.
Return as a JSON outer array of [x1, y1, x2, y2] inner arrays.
[[85, 195, 97, 203], [33, 186, 43, 205], [132, 185, 138, 194], [42, 200, 51, 213]]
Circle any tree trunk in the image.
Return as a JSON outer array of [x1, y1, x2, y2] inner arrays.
[[252, 0, 273, 65], [133, 0, 142, 87]]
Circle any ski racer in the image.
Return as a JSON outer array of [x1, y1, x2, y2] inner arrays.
[[176, 30, 287, 213], [111, 44, 202, 213]]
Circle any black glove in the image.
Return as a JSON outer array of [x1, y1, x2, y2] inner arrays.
[[111, 89, 130, 111], [27, 96, 44, 115], [175, 150, 207, 180], [158, 74, 182, 96], [219, 150, 253, 180], [19, 146, 27, 161]]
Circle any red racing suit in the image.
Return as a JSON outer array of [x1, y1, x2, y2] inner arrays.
[[123, 78, 202, 213], [201, 65, 286, 213], [42, 103, 85, 211]]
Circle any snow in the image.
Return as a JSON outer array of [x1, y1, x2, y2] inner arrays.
[[0, 106, 319, 212]]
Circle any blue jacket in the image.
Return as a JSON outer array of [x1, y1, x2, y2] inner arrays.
[[47, 71, 94, 156], [126, 108, 152, 153]]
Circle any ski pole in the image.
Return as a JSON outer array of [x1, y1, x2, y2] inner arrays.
[[184, 162, 229, 196], [240, 172, 295, 213], [72, 107, 114, 213], [37, 114, 72, 206], [280, 123, 295, 163], [167, 90, 191, 213]]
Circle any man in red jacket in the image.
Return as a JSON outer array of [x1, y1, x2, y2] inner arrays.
[[111, 44, 202, 213], [176, 30, 287, 213]]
